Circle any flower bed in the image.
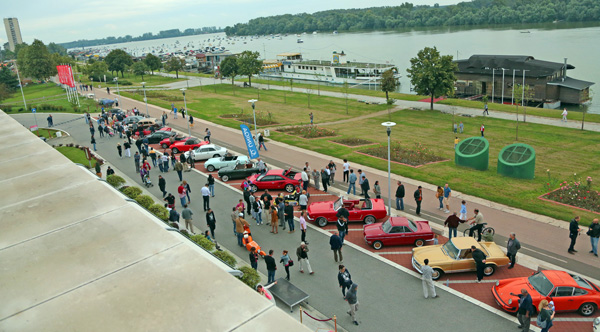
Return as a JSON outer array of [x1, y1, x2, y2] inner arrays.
[[278, 125, 335, 139], [331, 138, 375, 147], [540, 178, 599, 213], [359, 142, 445, 167], [220, 113, 278, 126]]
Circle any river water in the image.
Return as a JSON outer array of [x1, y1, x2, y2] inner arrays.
[[76, 23, 600, 113]]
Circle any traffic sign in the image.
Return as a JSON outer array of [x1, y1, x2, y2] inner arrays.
[[32, 108, 36, 113]]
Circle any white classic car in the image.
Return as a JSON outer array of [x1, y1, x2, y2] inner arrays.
[[204, 154, 250, 172], [184, 144, 227, 161]]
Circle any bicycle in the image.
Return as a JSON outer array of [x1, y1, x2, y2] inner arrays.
[[463, 222, 495, 239]]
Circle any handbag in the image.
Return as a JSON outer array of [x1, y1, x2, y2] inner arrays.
[[536, 314, 547, 329], [288, 259, 294, 267]]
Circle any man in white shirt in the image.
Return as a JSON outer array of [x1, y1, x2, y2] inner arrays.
[[301, 167, 309, 191], [201, 183, 211, 211], [562, 108, 568, 122], [342, 159, 350, 183], [421, 259, 438, 299]]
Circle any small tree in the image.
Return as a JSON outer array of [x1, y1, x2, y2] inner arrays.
[[135, 194, 154, 209], [164, 57, 184, 78], [122, 186, 142, 199], [190, 235, 215, 251], [381, 68, 399, 103], [237, 266, 261, 289], [106, 175, 126, 188], [144, 53, 162, 75], [220, 56, 239, 95], [237, 50, 262, 87], [105, 49, 133, 78], [213, 250, 237, 267], [148, 204, 169, 221], [407, 47, 457, 110], [131, 62, 149, 80]]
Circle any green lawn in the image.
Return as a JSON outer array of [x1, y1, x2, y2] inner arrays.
[[1, 84, 104, 113], [55, 146, 92, 168], [77, 72, 184, 87], [127, 82, 600, 225], [32, 128, 61, 139]]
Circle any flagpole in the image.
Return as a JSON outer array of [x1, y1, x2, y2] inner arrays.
[[70, 64, 81, 107]]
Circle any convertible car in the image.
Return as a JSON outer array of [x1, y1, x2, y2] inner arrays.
[[493, 270, 600, 316], [159, 135, 187, 148], [184, 144, 228, 161], [169, 137, 208, 154], [364, 217, 434, 249], [412, 237, 509, 280], [307, 196, 387, 227], [218, 161, 260, 182], [245, 168, 301, 193], [205, 155, 250, 172]]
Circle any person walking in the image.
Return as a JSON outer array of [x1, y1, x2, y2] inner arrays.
[[249, 247, 259, 270], [537, 300, 555, 332], [116, 143, 122, 158], [270, 205, 279, 234], [344, 283, 359, 326], [471, 245, 487, 282], [588, 218, 600, 257], [568, 216, 581, 254], [467, 209, 485, 242], [189, 115, 194, 129], [206, 208, 216, 239], [299, 211, 308, 244], [301, 167, 309, 191], [256, 158, 266, 174], [231, 207, 239, 237], [361, 175, 370, 199], [158, 175, 167, 198], [510, 288, 534, 332], [480, 124, 485, 137], [169, 206, 180, 229], [414, 186, 423, 216], [459, 200, 467, 220], [201, 183, 211, 211], [436, 186, 444, 211], [134, 152, 141, 173], [174, 159, 184, 182], [149, 148, 157, 167], [280, 250, 291, 280], [320, 168, 329, 192], [561, 108, 568, 122], [164, 193, 175, 210], [235, 213, 250, 247], [265, 250, 277, 284], [47, 114, 53, 127], [298, 190, 308, 211], [444, 212, 463, 239], [204, 128, 211, 143], [336, 207, 349, 244], [181, 204, 194, 234], [207, 174, 215, 197], [338, 265, 353, 297], [421, 259, 438, 299], [507, 232, 521, 269], [91, 136, 97, 151], [330, 231, 343, 263], [285, 201, 295, 233], [258, 132, 267, 151], [328, 160, 336, 185], [342, 159, 350, 183], [459, 121, 464, 133], [278, 198, 286, 230], [373, 181, 381, 199], [296, 242, 313, 275], [177, 183, 187, 207], [347, 169, 357, 195], [443, 183, 451, 213], [483, 103, 489, 115], [395, 181, 405, 210], [161, 153, 169, 172], [312, 169, 320, 190], [123, 141, 131, 158]]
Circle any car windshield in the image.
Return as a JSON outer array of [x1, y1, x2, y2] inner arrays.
[[528, 272, 555, 296], [571, 274, 593, 290], [442, 241, 459, 259], [381, 220, 392, 233], [407, 220, 417, 232], [256, 174, 266, 181], [333, 197, 343, 211], [213, 145, 222, 150]]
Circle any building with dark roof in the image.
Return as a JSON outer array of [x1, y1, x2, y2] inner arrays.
[[454, 55, 594, 107]]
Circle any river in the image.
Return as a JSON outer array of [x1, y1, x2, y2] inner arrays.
[[73, 22, 600, 113]]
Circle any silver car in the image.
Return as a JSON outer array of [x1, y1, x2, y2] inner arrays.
[[204, 155, 250, 172], [184, 144, 227, 161]]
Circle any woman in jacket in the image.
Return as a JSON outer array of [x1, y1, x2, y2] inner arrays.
[[436, 186, 444, 210], [270, 205, 278, 234], [538, 300, 555, 332], [280, 250, 291, 280], [373, 181, 381, 199]]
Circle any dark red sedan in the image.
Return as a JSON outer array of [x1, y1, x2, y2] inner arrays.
[[364, 217, 435, 249], [245, 168, 302, 193]]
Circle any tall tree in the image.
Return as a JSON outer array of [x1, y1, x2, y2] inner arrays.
[[380, 68, 399, 102], [104, 49, 133, 78], [144, 53, 162, 75], [85, 61, 109, 81], [407, 47, 457, 110], [219, 56, 239, 85], [131, 62, 149, 80], [0, 66, 19, 90], [0, 83, 11, 103], [164, 57, 184, 78], [17, 40, 55, 81], [236, 51, 262, 87]]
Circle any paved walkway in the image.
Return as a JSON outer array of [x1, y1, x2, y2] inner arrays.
[[89, 85, 600, 280]]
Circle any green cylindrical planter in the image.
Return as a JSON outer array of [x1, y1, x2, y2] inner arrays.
[[455, 137, 489, 171], [497, 143, 536, 179]]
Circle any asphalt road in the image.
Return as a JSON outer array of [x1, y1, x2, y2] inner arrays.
[[13, 113, 525, 332]]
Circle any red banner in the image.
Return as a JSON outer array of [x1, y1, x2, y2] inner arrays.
[[65, 65, 75, 88], [56, 65, 66, 84]]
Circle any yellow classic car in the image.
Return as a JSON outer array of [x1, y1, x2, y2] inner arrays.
[[411, 237, 509, 280]]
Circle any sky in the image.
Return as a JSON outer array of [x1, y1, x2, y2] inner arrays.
[[2, 0, 462, 45]]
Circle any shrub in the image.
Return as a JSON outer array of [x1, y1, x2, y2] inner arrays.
[[180, 230, 190, 237], [120, 80, 133, 85], [190, 235, 215, 251], [148, 203, 169, 221], [107, 175, 126, 188], [362, 142, 444, 167], [237, 266, 261, 289], [279, 125, 335, 138], [213, 250, 237, 267], [135, 194, 154, 209], [122, 186, 142, 199]]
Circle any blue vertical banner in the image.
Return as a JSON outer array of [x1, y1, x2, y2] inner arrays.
[[240, 124, 260, 159]]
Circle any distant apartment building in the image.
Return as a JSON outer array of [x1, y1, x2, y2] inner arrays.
[[4, 17, 23, 52]]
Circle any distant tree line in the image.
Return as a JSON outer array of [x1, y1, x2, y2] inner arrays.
[[60, 26, 224, 49], [224, 0, 600, 35]]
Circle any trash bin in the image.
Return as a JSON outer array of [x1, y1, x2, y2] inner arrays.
[[264, 129, 270, 137], [55, 131, 62, 138]]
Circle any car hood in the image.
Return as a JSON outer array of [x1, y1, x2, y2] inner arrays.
[[363, 223, 383, 238], [307, 201, 334, 214], [412, 245, 448, 266], [205, 157, 222, 165], [494, 277, 540, 304], [247, 173, 260, 182]]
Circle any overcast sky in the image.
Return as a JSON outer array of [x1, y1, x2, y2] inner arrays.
[[2, 0, 461, 45]]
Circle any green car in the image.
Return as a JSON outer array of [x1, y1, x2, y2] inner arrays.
[[218, 161, 261, 182]]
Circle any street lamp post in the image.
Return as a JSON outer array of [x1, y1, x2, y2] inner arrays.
[[511, 69, 520, 105], [181, 88, 190, 136], [491, 68, 496, 104], [114, 77, 121, 107], [14, 61, 37, 129], [381, 121, 396, 216], [522, 69, 530, 122], [141, 82, 149, 117], [501, 68, 509, 105], [248, 99, 258, 145]]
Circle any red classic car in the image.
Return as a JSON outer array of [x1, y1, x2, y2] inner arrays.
[[493, 270, 600, 316], [159, 134, 187, 148], [169, 137, 208, 154], [245, 168, 302, 193], [307, 196, 387, 227], [364, 217, 434, 249], [136, 127, 172, 137]]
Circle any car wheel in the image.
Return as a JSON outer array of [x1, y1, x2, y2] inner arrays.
[[250, 184, 258, 193], [364, 215, 376, 224], [161, 143, 169, 149], [373, 241, 383, 250], [207, 165, 215, 172], [432, 268, 444, 280], [578, 302, 596, 316], [414, 239, 425, 247], [483, 264, 496, 276], [172, 148, 179, 154], [316, 217, 328, 227], [284, 184, 295, 193], [213, 154, 220, 158], [221, 175, 229, 182]]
